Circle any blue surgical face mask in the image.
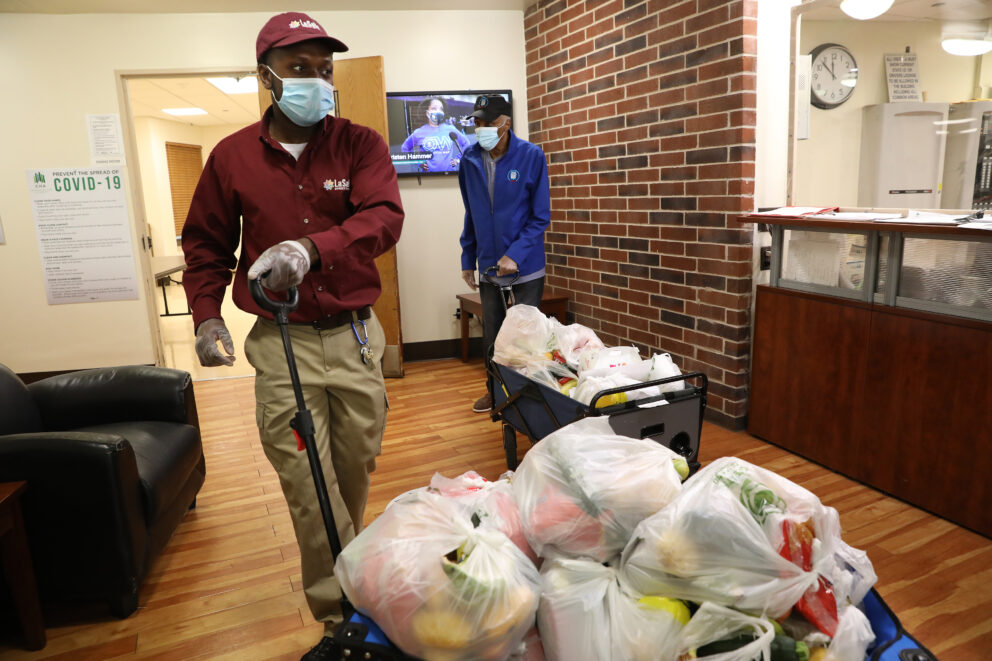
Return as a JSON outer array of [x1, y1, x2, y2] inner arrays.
[[428, 111, 444, 124], [475, 119, 507, 151], [266, 65, 335, 127]]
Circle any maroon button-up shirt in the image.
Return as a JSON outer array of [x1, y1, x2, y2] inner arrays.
[[181, 108, 404, 329]]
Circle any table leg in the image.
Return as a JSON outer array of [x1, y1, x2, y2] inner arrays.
[[1, 505, 46, 650], [460, 302, 470, 362]]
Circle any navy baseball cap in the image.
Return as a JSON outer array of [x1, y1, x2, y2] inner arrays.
[[469, 95, 512, 122], [256, 12, 348, 62]]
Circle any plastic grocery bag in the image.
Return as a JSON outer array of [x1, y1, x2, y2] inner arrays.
[[386, 471, 538, 565], [553, 322, 605, 370], [676, 602, 775, 661], [577, 345, 641, 373], [571, 372, 649, 407], [819, 605, 875, 661], [513, 416, 685, 562], [493, 305, 557, 367], [336, 489, 541, 661], [538, 558, 684, 661], [620, 457, 872, 631], [509, 628, 545, 661]]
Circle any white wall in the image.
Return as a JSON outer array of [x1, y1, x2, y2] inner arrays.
[[0, 9, 526, 373], [135, 117, 251, 260], [794, 19, 978, 206]]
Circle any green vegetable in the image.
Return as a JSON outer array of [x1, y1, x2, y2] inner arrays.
[[697, 634, 809, 661], [673, 457, 690, 480]]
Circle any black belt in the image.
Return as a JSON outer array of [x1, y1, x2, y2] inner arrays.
[[291, 305, 372, 330]]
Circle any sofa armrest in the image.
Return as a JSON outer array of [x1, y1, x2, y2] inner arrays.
[[28, 366, 194, 431], [0, 431, 148, 602]]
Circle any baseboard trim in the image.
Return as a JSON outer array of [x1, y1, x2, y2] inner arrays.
[[403, 338, 485, 362]]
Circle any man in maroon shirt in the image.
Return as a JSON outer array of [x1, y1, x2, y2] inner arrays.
[[181, 12, 403, 660]]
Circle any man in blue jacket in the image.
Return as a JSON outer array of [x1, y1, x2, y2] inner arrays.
[[459, 94, 551, 413]]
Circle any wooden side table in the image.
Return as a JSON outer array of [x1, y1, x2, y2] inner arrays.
[[0, 481, 46, 650], [456, 290, 569, 362]]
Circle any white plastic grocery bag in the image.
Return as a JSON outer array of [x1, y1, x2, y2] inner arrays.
[[493, 305, 558, 367], [620, 457, 872, 629], [677, 602, 775, 661], [336, 489, 541, 661], [538, 558, 685, 661], [553, 322, 605, 370], [820, 605, 875, 661], [513, 416, 685, 562]]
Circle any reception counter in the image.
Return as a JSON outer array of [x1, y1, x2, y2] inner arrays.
[[741, 214, 991, 538]]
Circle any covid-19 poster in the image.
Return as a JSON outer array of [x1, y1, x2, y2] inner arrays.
[[27, 167, 140, 305]]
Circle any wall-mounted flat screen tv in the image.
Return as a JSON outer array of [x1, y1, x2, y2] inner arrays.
[[385, 90, 513, 177]]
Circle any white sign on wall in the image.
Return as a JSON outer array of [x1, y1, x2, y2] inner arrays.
[[884, 53, 923, 102], [27, 167, 139, 304], [87, 114, 126, 166]]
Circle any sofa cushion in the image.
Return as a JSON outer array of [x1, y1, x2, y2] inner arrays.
[[0, 364, 42, 435], [80, 421, 202, 524]]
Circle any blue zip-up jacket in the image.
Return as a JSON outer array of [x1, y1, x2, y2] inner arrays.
[[459, 131, 550, 277]]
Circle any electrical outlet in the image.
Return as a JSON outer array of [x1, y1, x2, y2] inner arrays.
[[760, 246, 772, 271]]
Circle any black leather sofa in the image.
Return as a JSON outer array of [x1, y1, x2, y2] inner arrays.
[[0, 363, 205, 617]]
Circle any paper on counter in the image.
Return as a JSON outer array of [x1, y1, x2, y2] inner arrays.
[[806, 212, 904, 221]]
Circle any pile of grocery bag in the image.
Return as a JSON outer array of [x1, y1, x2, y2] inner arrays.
[[335, 415, 879, 661], [490, 304, 685, 406]]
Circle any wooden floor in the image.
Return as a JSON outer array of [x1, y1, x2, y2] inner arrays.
[[2, 359, 990, 660]]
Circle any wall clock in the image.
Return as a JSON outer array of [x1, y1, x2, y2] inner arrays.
[[810, 43, 858, 109]]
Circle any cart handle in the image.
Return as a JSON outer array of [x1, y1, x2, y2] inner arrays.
[[482, 265, 520, 287], [588, 371, 708, 415], [248, 275, 299, 323]]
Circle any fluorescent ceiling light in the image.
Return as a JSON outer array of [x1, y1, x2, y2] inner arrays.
[[839, 0, 894, 20], [163, 107, 208, 116], [941, 38, 992, 56], [207, 76, 258, 95]]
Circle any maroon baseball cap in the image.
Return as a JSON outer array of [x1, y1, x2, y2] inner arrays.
[[255, 12, 348, 62]]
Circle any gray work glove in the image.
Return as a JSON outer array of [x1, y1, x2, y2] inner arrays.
[[247, 240, 311, 292], [195, 318, 236, 367]]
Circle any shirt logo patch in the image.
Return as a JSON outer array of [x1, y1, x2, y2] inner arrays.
[[507, 169, 520, 182], [323, 178, 350, 191]]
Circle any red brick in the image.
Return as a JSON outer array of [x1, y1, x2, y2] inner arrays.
[[653, 240, 686, 255], [617, 96, 649, 114], [698, 258, 751, 277], [686, 6, 729, 34]]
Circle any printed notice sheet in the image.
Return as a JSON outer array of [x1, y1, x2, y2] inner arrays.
[[87, 114, 126, 166], [27, 167, 139, 304]]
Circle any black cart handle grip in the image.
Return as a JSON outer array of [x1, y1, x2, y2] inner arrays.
[[248, 273, 299, 323]]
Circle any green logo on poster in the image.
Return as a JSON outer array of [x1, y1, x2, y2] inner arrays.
[[33, 172, 45, 184]]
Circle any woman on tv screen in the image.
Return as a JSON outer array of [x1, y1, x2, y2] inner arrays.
[[401, 97, 473, 173]]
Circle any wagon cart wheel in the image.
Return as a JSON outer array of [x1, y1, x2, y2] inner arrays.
[[502, 424, 518, 470]]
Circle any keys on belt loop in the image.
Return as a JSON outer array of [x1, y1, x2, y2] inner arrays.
[[351, 312, 375, 369]]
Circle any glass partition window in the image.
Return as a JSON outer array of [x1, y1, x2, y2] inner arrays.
[[782, 230, 869, 290], [899, 238, 992, 309]]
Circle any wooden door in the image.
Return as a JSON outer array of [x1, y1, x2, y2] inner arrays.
[[258, 55, 404, 377]]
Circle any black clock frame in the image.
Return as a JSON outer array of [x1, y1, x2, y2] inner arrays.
[[809, 42, 858, 110]]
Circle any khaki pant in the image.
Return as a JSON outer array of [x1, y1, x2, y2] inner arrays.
[[244, 313, 387, 631]]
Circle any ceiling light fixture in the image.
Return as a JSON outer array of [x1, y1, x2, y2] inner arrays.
[[941, 20, 992, 57], [162, 108, 208, 116], [839, 0, 894, 20], [206, 76, 258, 95]]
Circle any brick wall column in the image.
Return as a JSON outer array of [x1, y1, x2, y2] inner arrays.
[[524, 0, 758, 428]]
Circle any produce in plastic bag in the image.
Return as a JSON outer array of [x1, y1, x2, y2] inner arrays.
[[621, 458, 873, 632], [336, 490, 540, 661], [493, 305, 557, 368], [814, 605, 875, 661], [571, 353, 685, 405], [537, 558, 685, 661], [677, 602, 775, 661], [509, 627, 545, 661], [553, 322, 605, 370], [514, 416, 685, 562], [577, 345, 641, 374], [398, 470, 539, 564]]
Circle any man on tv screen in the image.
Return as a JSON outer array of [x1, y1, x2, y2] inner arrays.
[[401, 97, 472, 173]]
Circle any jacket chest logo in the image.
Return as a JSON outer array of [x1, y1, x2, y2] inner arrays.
[[507, 169, 520, 182], [323, 178, 350, 191]]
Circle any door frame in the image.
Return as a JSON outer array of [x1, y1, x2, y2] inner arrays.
[[114, 66, 258, 367]]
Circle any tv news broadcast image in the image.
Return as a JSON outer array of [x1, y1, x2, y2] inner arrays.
[[385, 90, 512, 177]]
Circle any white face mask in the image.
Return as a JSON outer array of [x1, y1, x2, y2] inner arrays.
[[266, 65, 335, 127], [475, 119, 507, 151]]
